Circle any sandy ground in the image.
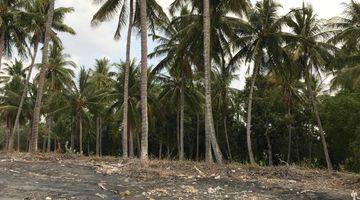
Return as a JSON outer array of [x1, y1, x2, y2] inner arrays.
[[0, 153, 359, 200]]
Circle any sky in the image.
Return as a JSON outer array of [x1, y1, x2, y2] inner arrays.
[[56, 0, 350, 89]]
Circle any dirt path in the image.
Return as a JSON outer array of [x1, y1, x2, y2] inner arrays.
[[0, 155, 358, 199]]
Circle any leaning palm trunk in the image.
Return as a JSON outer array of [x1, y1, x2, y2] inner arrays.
[[0, 27, 5, 70], [203, 0, 223, 164], [179, 73, 185, 160], [29, 0, 55, 152], [139, 0, 149, 163], [305, 68, 332, 170], [122, 0, 134, 159], [246, 61, 258, 165], [10, 43, 39, 151]]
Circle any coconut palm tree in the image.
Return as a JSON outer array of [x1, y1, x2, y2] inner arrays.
[[29, 0, 55, 152], [139, 0, 148, 163], [0, 0, 27, 70], [285, 4, 336, 170], [329, 1, 360, 91], [230, 0, 285, 164], [168, 0, 250, 163], [92, 0, 167, 159], [89, 58, 114, 156], [10, 0, 75, 148], [0, 59, 26, 150]]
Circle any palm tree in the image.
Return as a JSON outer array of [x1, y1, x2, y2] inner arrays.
[[92, 0, 167, 159], [89, 58, 114, 156], [0, 59, 26, 150], [230, 0, 285, 164], [10, 0, 75, 147], [329, 1, 360, 91], [0, 0, 27, 70], [329, 0, 360, 53], [285, 4, 335, 170], [139, 0, 148, 163], [212, 62, 240, 161], [149, 7, 197, 160], [168, 0, 250, 163], [29, 0, 55, 152]]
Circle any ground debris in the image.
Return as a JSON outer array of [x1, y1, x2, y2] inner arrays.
[[0, 153, 358, 200]]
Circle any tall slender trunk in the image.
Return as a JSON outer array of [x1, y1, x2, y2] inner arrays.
[[224, 116, 232, 161], [30, 0, 55, 152], [42, 136, 46, 152], [99, 118, 102, 156], [0, 27, 5, 70], [47, 130, 51, 153], [158, 141, 162, 159], [122, 0, 134, 159], [196, 114, 200, 161], [304, 66, 332, 170], [129, 123, 134, 157], [96, 117, 100, 157], [16, 123, 20, 152], [140, 0, 149, 163], [203, 0, 223, 165], [7, 120, 15, 151], [246, 61, 259, 165], [136, 131, 140, 157], [176, 111, 180, 156], [5, 116, 10, 151], [71, 125, 75, 150], [287, 107, 292, 164], [264, 126, 273, 166], [79, 115, 83, 155], [179, 77, 185, 160], [11, 44, 39, 151]]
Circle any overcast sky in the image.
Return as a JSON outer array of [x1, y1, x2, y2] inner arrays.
[[56, 0, 350, 88]]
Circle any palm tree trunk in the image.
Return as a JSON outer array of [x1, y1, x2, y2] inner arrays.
[[139, 0, 149, 163], [224, 116, 232, 161], [71, 124, 75, 150], [179, 76, 185, 160], [246, 62, 259, 165], [5, 117, 10, 151], [0, 27, 5, 70], [287, 107, 292, 164], [99, 118, 102, 156], [47, 130, 51, 153], [79, 115, 83, 155], [264, 126, 273, 166], [11, 44, 39, 151], [7, 120, 15, 151], [129, 123, 134, 157], [30, 0, 55, 153], [196, 114, 200, 161], [96, 117, 100, 157], [305, 68, 332, 170], [203, 0, 223, 165], [176, 111, 180, 157], [158, 141, 162, 159], [16, 123, 20, 152], [122, 0, 134, 159]]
